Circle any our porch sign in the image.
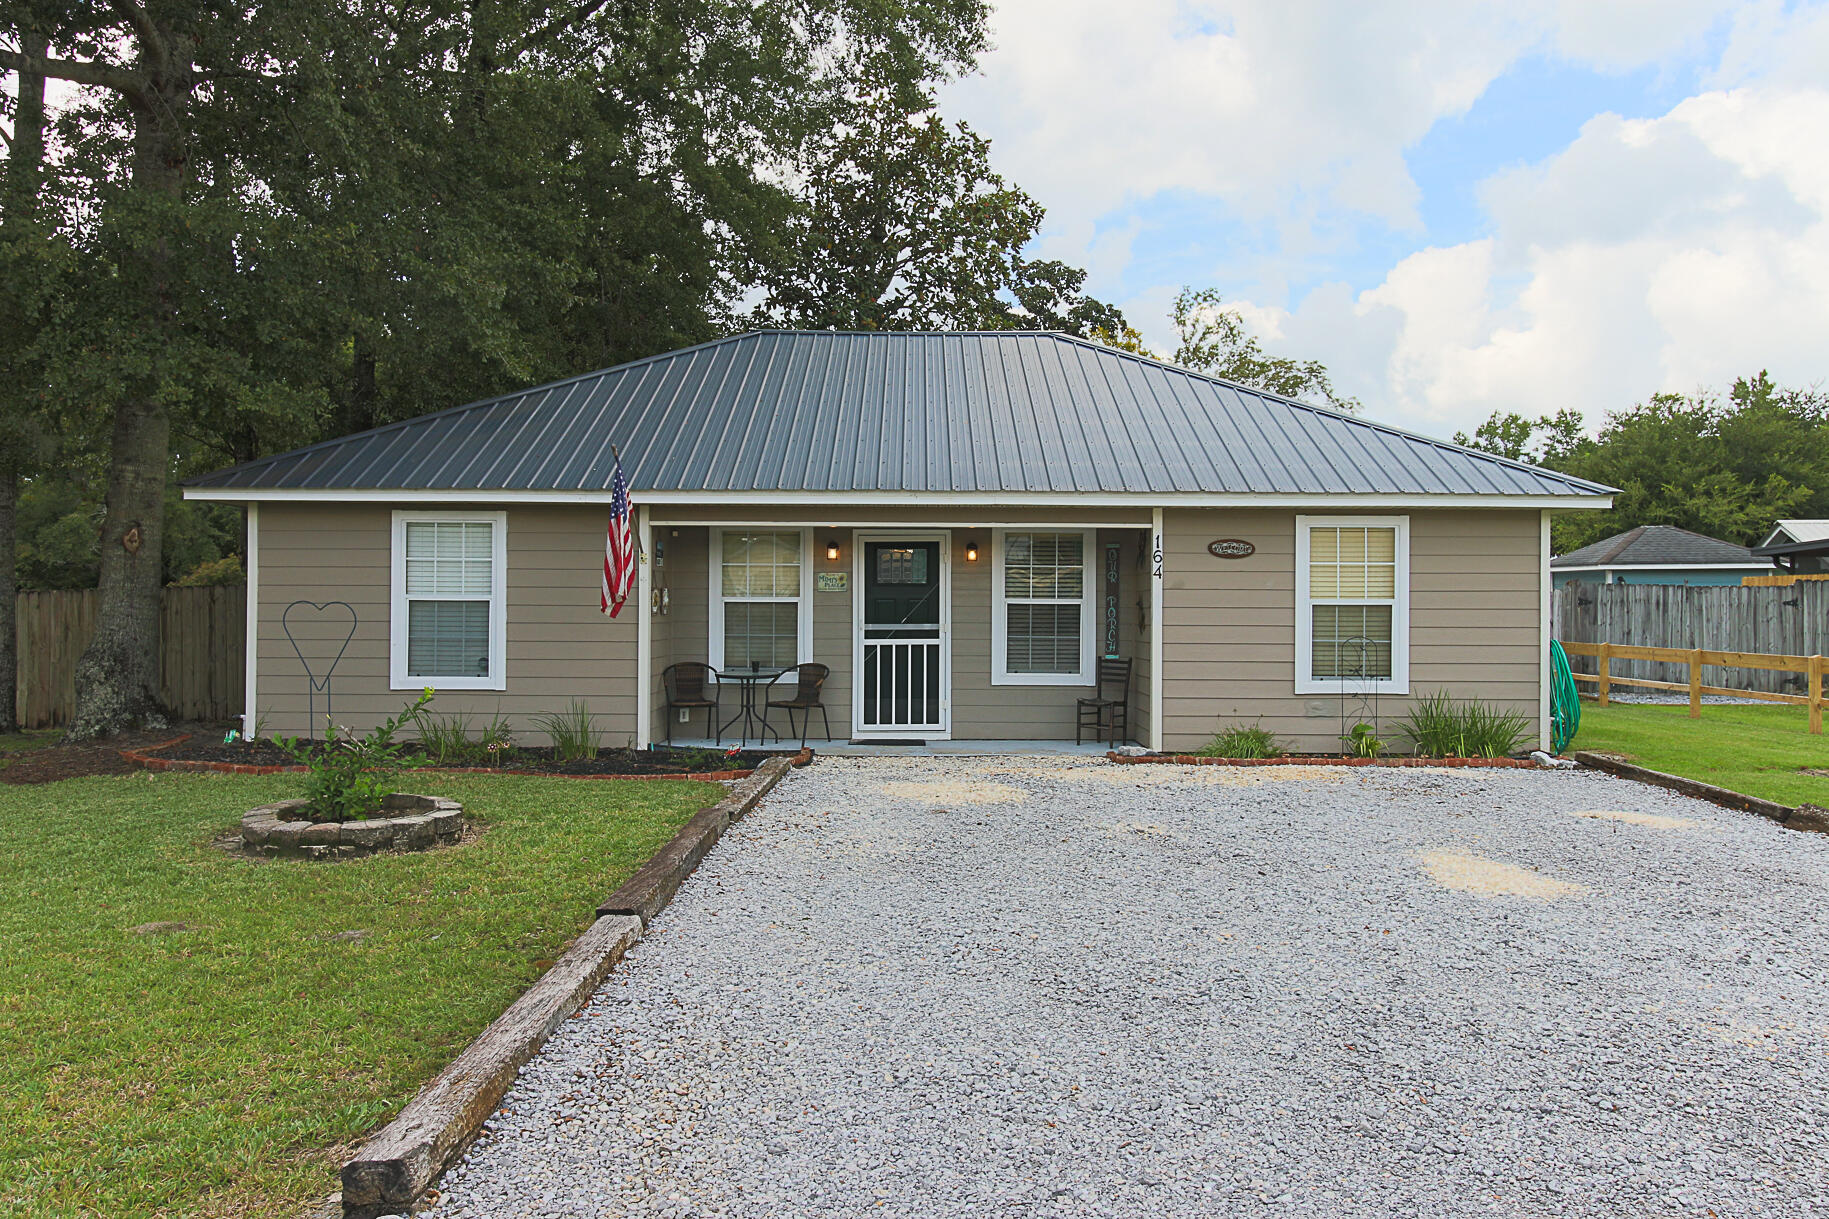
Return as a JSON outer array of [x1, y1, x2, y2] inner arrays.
[[1103, 542, 1122, 658]]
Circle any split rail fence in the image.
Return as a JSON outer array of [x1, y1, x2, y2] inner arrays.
[[1557, 640, 1825, 733], [13, 586, 245, 728]]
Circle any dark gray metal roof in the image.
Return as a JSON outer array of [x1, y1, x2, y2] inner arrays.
[[188, 331, 1613, 498], [1553, 525, 1760, 568]]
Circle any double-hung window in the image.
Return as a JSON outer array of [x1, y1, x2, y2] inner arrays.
[[992, 529, 1096, 685], [711, 529, 811, 670], [390, 511, 507, 690], [1296, 515, 1409, 693]]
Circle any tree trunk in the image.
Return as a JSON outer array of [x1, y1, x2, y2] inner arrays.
[[67, 46, 193, 740], [0, 465, 15, 735], [0, 28, 47, 736]]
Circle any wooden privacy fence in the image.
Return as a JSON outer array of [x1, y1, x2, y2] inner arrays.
[[1558, 641, 1826, 733], [1552, 580, 1829, 695], [14, 586, 245, 728]]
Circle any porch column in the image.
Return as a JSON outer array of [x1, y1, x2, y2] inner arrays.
[[636, 504, 653, 750], [1150, 507, 1164, 753], [1539, 508, 1552, 752]]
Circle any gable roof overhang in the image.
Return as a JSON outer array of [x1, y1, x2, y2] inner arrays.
[[184, 331, 1616, 508]]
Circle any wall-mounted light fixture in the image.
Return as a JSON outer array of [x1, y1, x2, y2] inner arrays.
[[826, 538, 841, 562], [965, 537, 981, 562]]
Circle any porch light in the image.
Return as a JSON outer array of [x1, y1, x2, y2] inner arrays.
[[965, 538, 980, 562], [826, 538, 841, 561]]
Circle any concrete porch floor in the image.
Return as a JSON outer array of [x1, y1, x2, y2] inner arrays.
[[655, 737, 1125, 756]]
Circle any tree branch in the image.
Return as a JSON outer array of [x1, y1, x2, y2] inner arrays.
[[104, 0, 169, 65], [514, 0, 614, 55], [0, 47, 146, 98]]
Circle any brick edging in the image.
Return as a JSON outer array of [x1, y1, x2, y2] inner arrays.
[[339, 753, 801, 1216], [1570, 750, 1797, 824], [1105, 751, 1537, 769], [120, 741, 812, 783]]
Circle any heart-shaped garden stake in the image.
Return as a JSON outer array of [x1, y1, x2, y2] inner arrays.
[[281, 600, 358, 740]]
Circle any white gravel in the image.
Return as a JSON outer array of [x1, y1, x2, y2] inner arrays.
[[426, 757, 1829, 1218]]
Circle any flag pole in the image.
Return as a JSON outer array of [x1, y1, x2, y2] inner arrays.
[[611, 444, 641, 560]]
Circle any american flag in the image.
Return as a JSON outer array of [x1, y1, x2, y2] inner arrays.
[[601, 454, 634, 616]]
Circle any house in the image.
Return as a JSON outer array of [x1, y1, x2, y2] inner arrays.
[[1550, 525, 1767, 588], [183, 331, 1612, 754], [1754, 520, 1829, 573]]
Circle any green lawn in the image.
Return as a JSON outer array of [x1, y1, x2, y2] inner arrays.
[[0, 769, 713, 1218], [1571, 700, 1829, 807]]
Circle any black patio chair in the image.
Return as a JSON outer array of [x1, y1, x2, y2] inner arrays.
[[1076, 657, 1133, 746], [762, 662, 832, 748], [662, 661, 720, 745]]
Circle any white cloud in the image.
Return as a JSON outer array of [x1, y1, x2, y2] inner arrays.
[[1321, 80, 1829, 437], [942, 0, 1744, 248]]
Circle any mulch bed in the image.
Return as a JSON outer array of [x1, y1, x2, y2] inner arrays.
[[0, 726, 218, 786], [1108, 752, 1540, 768], [130, 737, 785, 780]]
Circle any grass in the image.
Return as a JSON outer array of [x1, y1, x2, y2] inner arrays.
[[0, 769, 714, 1218], [1572, 700, 1829, 807], [0, 729, 59, 760]]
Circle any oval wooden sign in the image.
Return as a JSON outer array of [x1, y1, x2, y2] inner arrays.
[[1208, 538, 1255, 559]]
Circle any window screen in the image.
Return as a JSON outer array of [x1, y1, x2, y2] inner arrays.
[[404, 520, 494, 678], [1307, 525, 1398, 682], [1001, 532, 1086, 677]]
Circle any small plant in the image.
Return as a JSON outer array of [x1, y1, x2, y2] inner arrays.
[[1400, 690, 1532, 758], [1197, 721, 1288, 759], [478, 711, 516, 768], [1342, 721, 1385, 759], [418, 711, 483, 766], [279, 689, 435, 821], [532, 700, 599, 762]]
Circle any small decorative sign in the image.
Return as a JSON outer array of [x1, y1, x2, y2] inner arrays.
[[816, 572, 848, 592], [1102, 541, 1122, 658], [1208, 538, 1255, 559]]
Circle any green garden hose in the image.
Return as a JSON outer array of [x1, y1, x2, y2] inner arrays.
[[1550, 640, 1581, 754]]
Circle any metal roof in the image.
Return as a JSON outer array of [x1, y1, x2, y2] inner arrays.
[[1764, 519, 1829, 546], [187, 331, 1614, 499], [1552, 525, 1760, 568]]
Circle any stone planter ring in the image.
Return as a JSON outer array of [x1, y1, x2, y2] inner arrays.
[[241, 794, 464, 859]]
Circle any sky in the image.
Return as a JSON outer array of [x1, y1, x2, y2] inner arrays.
[[939, 0, 1829, 440]]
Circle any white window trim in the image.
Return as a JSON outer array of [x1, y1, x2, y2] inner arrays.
[[390, 510, 508, 691], [991, 528, 1098, 686], [1295, 514, 1409, 695], [708, 527, 815, 673]]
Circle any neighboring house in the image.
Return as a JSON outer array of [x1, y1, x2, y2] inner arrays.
[[1753, 520, 1829, 573], [183, 331, 1612, 754], [1550, 525, 1768, 588]]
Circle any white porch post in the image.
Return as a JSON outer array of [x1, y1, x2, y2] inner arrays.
[[1150, 507, 1164, 753], [637, 504, 653, 750], [242, 502, 259, 739], [1539, 508, 1552, 752]]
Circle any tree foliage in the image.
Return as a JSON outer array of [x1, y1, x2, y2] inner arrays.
[[1456, 374, 1829, 553], [755, 85, 1122, 334], [1094, 287, 1358, 411]]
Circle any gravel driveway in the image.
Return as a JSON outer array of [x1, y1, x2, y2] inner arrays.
[[428, 757, 1829, 1218]]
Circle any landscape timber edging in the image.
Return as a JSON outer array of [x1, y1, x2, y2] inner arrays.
[[338, 913, 644, 1216], [338, 752, 801, 1217], [1106, 752, 1537, 769], [1571, 750, 1802, 826], [595, 753, 798, 925]]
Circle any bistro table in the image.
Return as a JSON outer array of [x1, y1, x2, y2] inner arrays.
[[717, 665, 786, 745]]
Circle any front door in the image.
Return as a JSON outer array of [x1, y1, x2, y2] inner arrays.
[[854, 534, 950, 737]]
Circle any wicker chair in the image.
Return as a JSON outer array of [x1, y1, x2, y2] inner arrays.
[[661, 662, 720, 745], [1076, 657, 1133, 746], [762, 663, 832, 748]]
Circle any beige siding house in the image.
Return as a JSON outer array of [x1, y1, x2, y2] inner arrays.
[[187, 332, 1611, 754]]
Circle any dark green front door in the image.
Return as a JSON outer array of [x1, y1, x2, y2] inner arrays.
[[860, 540, 945, 733]]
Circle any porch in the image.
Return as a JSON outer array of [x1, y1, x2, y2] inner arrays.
[[638, 510, 1157, 749], [657, 737, 1119, 756]]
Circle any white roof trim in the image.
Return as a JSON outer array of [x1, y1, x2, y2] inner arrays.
[[184, 487, 1614, 510]]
